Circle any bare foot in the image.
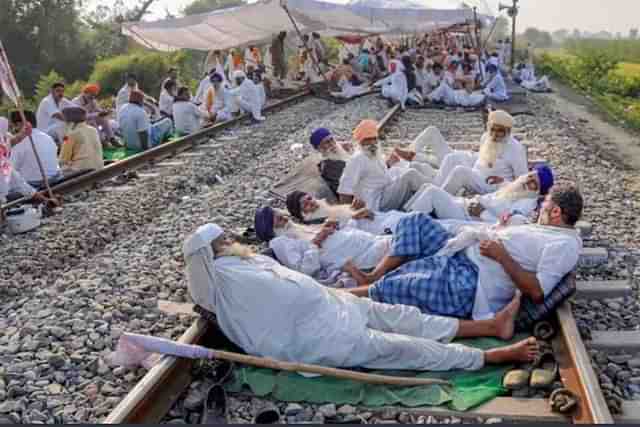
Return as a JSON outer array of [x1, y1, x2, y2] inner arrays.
[[494, 292, 522, 340], [342, 260, 370, 287], [485, 337, 539, 365]]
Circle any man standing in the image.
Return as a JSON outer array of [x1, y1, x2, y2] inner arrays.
[[338, 119, 429, 212], [36, 82, 72, 145], [270, 31, 288, 83], [118, 91, 172, 152]]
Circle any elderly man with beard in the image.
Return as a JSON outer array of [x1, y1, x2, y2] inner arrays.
[[399, 111, 528, 196], [344, 183, 584, 322], [254, 206, 391, 279], [337, 120, 430, 212], [184, 222, 538, 372], [404, 165, 554, 224], [229, 70, 265, 122]]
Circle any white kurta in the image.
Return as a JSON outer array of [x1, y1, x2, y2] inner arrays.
[[36, 94, 72, 142], [116, 84, 136, 119], [269, 228, 391, 277], [229, 79, 264, 120], [484, 73, 509, 101], [172, 101, 209, 135], [194, 77, 212, 105], [184, 249, 483, 371], [338, 151, 392, 211], [0, 167, 36, 204], [406, 184, 538, 223], [10, 130, 61, 183], [159, 90, 174, 116], [331, 77, 369, 99], [374, 72, 408, 109], [465, 225, 582, 320]]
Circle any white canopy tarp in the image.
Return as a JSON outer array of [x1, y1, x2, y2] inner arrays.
[[122, 0, 494, 52], [122, 0, 388, 52]]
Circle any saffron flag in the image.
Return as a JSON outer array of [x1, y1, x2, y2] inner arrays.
[[0, 40, 21, 106]]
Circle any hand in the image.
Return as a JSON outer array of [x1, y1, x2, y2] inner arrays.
[[351, 198, 366, 210], [312, 225, 336, 248], [352, 208, 374, 221], [21, 122, 33, 138], [486, 176, 505, 185], [467, 201, 485, 217], [498, 212, 513, 227], [386, 152, 401, 167], [479, 240, 508, 263]]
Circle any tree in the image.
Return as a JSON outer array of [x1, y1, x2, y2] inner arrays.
[[572, 29, 582, 39], [183, 0, 245, 16], [1, 0, 96, 96], [630, 28, 639, 40], [522, 27, 553, 48], [82, 0, 160, 60], [552, 29, 570, 44]]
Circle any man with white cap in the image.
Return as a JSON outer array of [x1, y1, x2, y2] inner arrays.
[[373, 59, 408, 109], [338, 119, 430, 212], [401, 111, 527, 196], [405, 165, 554, 224], [184, 222, 538, 372], [229, 70, 265, 122]]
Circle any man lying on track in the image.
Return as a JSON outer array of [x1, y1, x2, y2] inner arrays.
[[184, 223, 539, 371], [343, 183, 584, 321]]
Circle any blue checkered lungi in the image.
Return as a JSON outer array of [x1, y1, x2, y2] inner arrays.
[[369, 213, 478, 318]]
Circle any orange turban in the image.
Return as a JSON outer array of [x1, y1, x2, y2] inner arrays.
[[83, 84, 101, 96], [353, 119, 379, 143]]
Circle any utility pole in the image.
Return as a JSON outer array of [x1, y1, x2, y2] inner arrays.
[[509, 0, 519, 70]]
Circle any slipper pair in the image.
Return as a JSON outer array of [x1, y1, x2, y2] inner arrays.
[[503, 351, 559, 390], [200, 361, 235, 424]]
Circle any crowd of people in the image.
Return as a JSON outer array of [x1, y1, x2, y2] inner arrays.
[[183, 105, 584, 376]]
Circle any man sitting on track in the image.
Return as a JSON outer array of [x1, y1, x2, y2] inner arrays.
[[337, 119, 430, 212], [172, 87, 212, 136], [343, 183, 583, 322], [229, 70, 265, 122], [118, 91, 173, 152], [184, 222, 539, 371], [404, 165, 554, 224], [403, 111, 528, 196]]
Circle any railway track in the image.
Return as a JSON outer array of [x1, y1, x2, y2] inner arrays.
[[104, 101, 637, 424], [1, 90, 311, 213]]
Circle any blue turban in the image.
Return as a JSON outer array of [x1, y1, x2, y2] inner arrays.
[[535, 165, 554, 195], [310, 128, 331, 150], [255, 207, 275, 242], [486, 64, 498, 74], [210, 73, 223, 82]]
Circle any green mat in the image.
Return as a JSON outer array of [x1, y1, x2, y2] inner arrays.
[[102, 133, 185, 162], [226, 336, 525, 412]]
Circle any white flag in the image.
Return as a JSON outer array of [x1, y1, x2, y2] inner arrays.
[[0, 41, 21, 106]]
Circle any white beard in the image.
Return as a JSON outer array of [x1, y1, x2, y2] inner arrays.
[[494, 175, 538, 201], [275, 222, 318, 241], [361, 144, 384, 163], [321, 143, 351, 162], [477, 133, 507, 169], [217, 243, 256, 259], [302, 199, 353, 223]]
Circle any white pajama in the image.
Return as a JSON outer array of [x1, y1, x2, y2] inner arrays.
[[405, 185, 468, 220], [379, 168, 430, 212]]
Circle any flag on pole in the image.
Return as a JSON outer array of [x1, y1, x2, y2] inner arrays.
[[0, 40, 22, 106]]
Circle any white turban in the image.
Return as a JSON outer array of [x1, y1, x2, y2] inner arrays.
[[183, 223, 224, 313], [233, 70, 247, 80], [488, 110, 514, 129]]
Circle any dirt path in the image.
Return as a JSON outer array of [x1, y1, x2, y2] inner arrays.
[[548, 81, 640, 171]]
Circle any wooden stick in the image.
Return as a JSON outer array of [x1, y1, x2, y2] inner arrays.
[[209, 349, 451, 387]]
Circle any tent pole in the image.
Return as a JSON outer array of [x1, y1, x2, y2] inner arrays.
[[280, 3, 330, 87], [473, 7, 485, 82]]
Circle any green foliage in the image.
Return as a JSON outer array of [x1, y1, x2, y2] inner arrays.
[[322, 38, 341, 64], [522, 28, 553, 48], [34, 71, 66, 105], [536, 47, 640, 129], [564, 38, 640, 64]]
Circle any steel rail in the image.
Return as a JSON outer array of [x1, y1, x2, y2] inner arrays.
[[1, 90, 311, 212]]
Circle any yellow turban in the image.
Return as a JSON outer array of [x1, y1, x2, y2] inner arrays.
[[353, 119, 379, 143], [83, 84, 101, 96], [488, 110, 514, 129]]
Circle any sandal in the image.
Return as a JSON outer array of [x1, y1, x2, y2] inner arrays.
[[530, 351, 559, 389]]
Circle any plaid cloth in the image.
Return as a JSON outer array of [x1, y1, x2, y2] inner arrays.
[[369, 213, 479, 318], [515, 272, 577, 331]]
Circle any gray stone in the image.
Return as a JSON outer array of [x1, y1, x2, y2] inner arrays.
[[284, 403, 303, 416], [183, 390, 204, 411], [317, 404, 337, 418], [337, 404, 356, 416], [485, 418, 503, 424], [48, 354, 66, 369]]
